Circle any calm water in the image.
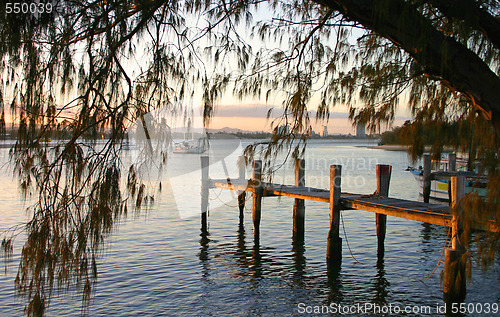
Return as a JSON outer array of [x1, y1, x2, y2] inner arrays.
[[1, 139, 499, 316]]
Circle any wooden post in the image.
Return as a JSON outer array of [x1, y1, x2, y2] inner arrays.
[[447, 153, 456, 202], [293, 159, 306, 242], [327, 165, 342, 265], [252, 160, 263, 239], [201, 156, 209, 233], [376, 165, 391, 260], [237, 156, 246, 225], [423, 154, 431, 203], [449, 153, 457, 172], [444, 176, 467, 304]]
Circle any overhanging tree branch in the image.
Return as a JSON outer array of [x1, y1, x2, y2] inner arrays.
[[312, 0, 500, 130]]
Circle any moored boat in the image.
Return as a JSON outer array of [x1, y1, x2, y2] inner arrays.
[[409, 155, 487, 201], [173, 137, 209, 154]]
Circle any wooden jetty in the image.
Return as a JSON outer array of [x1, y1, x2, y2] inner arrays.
[[199, 156, 498, 305]]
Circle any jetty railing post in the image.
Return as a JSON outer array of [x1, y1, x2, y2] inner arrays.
[[423, 154, 431, 203], [293, 159, 306, 242], [327, 165, 342, 265], [444, 176, 467, 304], [447, 153, 457, 202], [201, 156, 210, 233], [376, 165, 392, 260], [449, 153, 457, 172], [252, 160, 263, 239], [237, 156, 246, 225]]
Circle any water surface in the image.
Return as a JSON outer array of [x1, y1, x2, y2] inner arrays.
[[0, 139, 498, 316]]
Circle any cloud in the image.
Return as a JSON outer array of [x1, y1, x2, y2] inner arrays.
[[213, 103, 351, 119]]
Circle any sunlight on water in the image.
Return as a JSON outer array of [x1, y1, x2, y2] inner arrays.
[[0, 139, 498, 316]]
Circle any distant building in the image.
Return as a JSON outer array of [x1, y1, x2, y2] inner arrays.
[[321, 125, 328, 137], [277, 124, 289, 135], [356, 123, 366, 137]]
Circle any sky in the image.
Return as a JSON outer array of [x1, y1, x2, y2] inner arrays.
[[190, 103, 410, 134], [1, 3, 413, 135]]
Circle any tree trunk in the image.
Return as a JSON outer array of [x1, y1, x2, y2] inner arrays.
[[314, 0, 500, 132]]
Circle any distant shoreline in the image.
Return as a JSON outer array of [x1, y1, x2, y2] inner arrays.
[[369, 144, 455, 152], [369, 144, 409, 151]]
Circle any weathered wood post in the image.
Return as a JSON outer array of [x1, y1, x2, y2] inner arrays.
[[376, 165, 392, 260], [201, 156, 210, 233], [237, 156, 246, 225], [449, 153, 457, 172], [293, 159, 306, 242], [423, 154, 431, 203], [327, 165, 342, 265], [447, 153, 457, 202], [444, 175, 467, 304], [252, 160, 263, 239]]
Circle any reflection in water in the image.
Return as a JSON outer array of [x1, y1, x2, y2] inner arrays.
[[420, 222, 441, 246], [292, 235, 306, 283], [251, 232, 263, 280], [3, 140, 499, 315], [198, 228, 211, 286], [199, 229, 210, 263], [372, 259, 390, 305], [326, 262, 343, 304]]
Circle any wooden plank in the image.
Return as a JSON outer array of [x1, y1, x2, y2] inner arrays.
[[210, 176, 498, 232], [342, 199, 452, 227], [211, 178, 252, 191]]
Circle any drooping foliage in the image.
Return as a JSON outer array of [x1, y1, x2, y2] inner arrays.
[[0, 0, 499, 315]]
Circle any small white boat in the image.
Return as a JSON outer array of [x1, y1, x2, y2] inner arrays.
[[409, 156, 487, 201], [173, 138, 208, 154]]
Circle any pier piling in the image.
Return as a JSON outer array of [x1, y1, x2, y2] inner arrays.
[[327, 165, 342, 265], [423, 154, 431, 203], [447, 153, 457, 202], [448, 153, 457, 172], [444, 176, 467, 304], [237, 156, 246, 225], [201, 156, 209, 233], [206, 156, 497, 302], [376, 165, 392, 260], [293, 159, 306, 243], [252, 160, 263, 239]]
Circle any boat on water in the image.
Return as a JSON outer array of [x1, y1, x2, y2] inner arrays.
[[173, 137, 209, 154], [409, 155, 487, 201], [172, 116, 209, 154]]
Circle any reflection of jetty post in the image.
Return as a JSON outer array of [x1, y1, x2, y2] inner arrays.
[[444, 176, 467, 304], [376, 165, 392, 260]]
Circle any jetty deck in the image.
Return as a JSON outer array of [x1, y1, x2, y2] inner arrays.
[[210, 178, 453, 227], [200, 156, 497, 304]]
